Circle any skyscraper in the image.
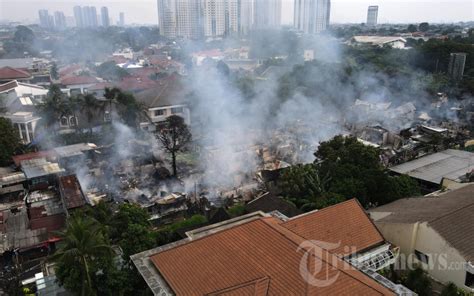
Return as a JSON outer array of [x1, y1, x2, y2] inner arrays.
[[202, 0, 239, 38], [294, 0, 331, 34], [254, 0, 281, 29], [448, 53, 467, 81], [38, 9, 54, 29], [54, 11, 67, 30], [73, 6, 84, 27], [89, 7, 98, 27], [101, 7, 110, 27], [119, 12, 125, 26], [367, 5, 378, 26], [157, 0, 201, 39]]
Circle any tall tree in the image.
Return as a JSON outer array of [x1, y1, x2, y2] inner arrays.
[[0, 118, 21, 166], [104, 87, 148, 128], [156, 115, 192, 177], [77, 93, 102, 133], [36, 84, 70, 133], [52, 216, 113, 296]]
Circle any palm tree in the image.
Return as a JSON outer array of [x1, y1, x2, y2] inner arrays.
[[51, 216, 113, 296], [36, 85, 70, 134], [104, 87, 150, 129], [77, 94, 102, 134]]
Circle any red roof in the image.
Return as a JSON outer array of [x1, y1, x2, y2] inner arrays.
[[0, 67, 31, 80], [88, 82, 114, 91], [281, 199, 385, 256], [61, 75, 98, 86], [151, 217, 394, 295], [0, 80, 19, 92], [58, 64, 83, 77], [12, 150, 55, 167], [118, 76, 157, 92]]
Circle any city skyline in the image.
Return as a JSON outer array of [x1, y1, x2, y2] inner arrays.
[[0, 0, 472, 25]]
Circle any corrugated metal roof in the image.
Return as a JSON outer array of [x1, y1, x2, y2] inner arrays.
[[389, 149, 474, 184], [53, 143, 97, 158], [21, 158, 64, 179], [0, 171, 26, 186]]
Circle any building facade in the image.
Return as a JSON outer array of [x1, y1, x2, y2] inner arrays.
[[73, 6, 84, 28], [448, 53, 467, 81], [294, 0, 331, 34], [157, 0, 202, 39], [38, 10, 54, 29], [101, 7, 110, 27], [367, 5, 378, 26], [253, 0, 281, 29], [119, 12, 125, 26], [202, 0, 240, 38], [54, 11, 67, 30]]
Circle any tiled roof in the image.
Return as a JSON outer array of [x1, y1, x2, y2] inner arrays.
[[0, 80, 19, 92], [12, 150, 55, 167], [135, 74, 189, 108], [60, 75, 98, 86], [281, 199, 385, 256], [370, 184, 474, 262], [0, 67, 31, 79], [150, 217, 394, 295]]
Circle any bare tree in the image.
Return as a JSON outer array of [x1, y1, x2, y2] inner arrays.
[[156, 115, 191, 177]]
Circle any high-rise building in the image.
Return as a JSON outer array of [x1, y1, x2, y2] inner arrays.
[[82, 6, 92, 27], [73, 6, 84, 27], [367, 5, 378, 26], [157, 0, 201, 39], [101, 7, 110, 27], [119, 12, 125, 26], [202, 0, 240, 38], [254, 0, 281, 29], [90, 7, 98, 27], [239, 0, 254, 35], [294, 0, 331, 34], [54, 11, 67, 30], [448, 53, 467, 80], [38, 9, 54, 29]]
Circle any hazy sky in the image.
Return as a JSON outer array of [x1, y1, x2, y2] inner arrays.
[[0, 0, 472, 25]]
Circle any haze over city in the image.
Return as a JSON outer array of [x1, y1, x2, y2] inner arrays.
[[1, 0, 473, 25]]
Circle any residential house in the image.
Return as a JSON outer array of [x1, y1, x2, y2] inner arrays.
[[389, 149, 474, 192], [0, 58, 52, 86], [0, 80, 48, 144], [245, 192, 302, 217], [350, 36, 407, 49], [60, 75, 99, 95], [369, 184, 474, 293], [0, 67, 33, 84], [135, 74, 191, 131], [132, 199, 413, 295]]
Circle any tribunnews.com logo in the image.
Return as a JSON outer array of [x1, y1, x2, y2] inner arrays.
[[298, 240, 467, 287]]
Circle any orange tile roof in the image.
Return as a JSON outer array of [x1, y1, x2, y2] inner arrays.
[[0, 67, 31, 79], [281, 199, 385, 256], [151, 217, 394, 295]]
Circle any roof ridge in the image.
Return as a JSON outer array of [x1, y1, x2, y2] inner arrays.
[[429, 202, 474, 224], [282, 198, 358, 223]]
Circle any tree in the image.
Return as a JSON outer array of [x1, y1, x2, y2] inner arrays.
[[441, 282, 469, 296], [50, 63, 59, 80], [52, 215, 114, 296], [407, 24, 417, 33], [13, 26, 35, 44], [96, 61, 129, 81], [77, 94, 102, 133], [403, 267, 432, 296], [0, 118, 21, 166], [419, 22, 430, 32], [36, 84, 70, 133], [156, 115, 192, 177], [104, 87, 148, 128]]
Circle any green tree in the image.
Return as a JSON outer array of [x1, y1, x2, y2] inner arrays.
[[104, 87, 148, 128], [52, 215, 114, 296], [96, 61, 129, 81], [50, 63, 59, 80], [36, 84, 70, 133], [403, 267, 432, 296], [13, 25, 35, 44], [77, 94, 103, 133], [0, 118, 21, 166], [441, 282, 469, 296], [419, 22, 430, 32], [407, 24, 417, 33], [156, 115, 192, 177]]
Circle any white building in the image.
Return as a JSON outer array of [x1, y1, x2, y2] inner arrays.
[[369, 184, 474, 293], [351, 36, 406, 49], [254, 0, 281, 29], [0, 80, 48, 144], [294, 0, 331, 34], [202, 0, 239, 38], [157, 0, 202, 39], [367, 5, 378, 26]]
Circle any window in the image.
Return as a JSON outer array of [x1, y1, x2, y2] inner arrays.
[[154, 109, 166, 117], [415, 250, 430, 265], [60, 117, 69, 127], [171, 107, 184, 114], [104, 111, 111, 122], [466, 271, 474, 288], [69, 116, 77, 127]]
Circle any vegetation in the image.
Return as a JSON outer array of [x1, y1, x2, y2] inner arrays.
[[96, 61, 130, 81], [156, 115, 192, 177], [402, 267, 432, 296], [104, 87, 148, 129], [441, 282, 470, 296], [0, 118, 21, 166], [279, 136, 420, 210]]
